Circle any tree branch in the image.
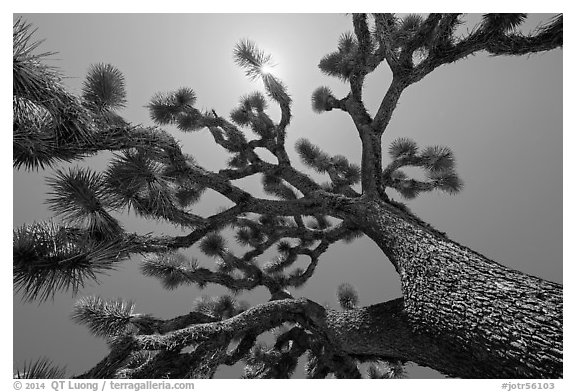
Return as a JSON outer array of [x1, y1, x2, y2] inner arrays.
[[371, 78, 408, 135], [410, 14, 562, 84], [372, 14, 402, 74]]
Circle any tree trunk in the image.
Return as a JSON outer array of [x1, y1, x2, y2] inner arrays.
[[335, 196, 562, 378]]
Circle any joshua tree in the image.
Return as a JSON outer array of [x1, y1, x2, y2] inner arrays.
[[13, 14, 563, 379]]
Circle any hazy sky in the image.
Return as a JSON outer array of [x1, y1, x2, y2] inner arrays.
[[12, 13, 562, 379]]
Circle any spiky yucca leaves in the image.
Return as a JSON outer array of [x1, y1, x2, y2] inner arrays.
[[234, 40, 291, 108], [82, 63, 127, 111], [174, 182, 205, 208], [230, 107, 251, 127], [104, 151, 164, 207], [277, 240, 293, 254], [337, 283, 359, 310], [234, 227, 256, 247], [231, 103, 275, 138], [388, 137, 418, 158], [262, 73, 291, 107], [318, 32, 358, 81], [140, 251, 200, 290], [391, 14, 425, 46], [105, 150, 194, 224], [261, 174, 298, 200], [71, 296, 136, 338], [230, 91, 269, 129], [192, 295, 248, 320], [242, 91, 267, 112], [199, 232, 227, 257], [391, 172, 463, 199], [420, 145, 455, 172], [331, 155, 361, 186], [341, 227, 364, 244], [13, 18, 94, 147], [296, 139, 361, 189], [295, 139, 332, 173], [482, 14, 527, 34], [13, 101, 64, 170], [384, 138, 463, 199], [148, 87, 203, 131], [311, 86, 336, 113], [428, 170, 463, 195], [242, 342, 298, 379], [46, 167, 122, 239], [13, 221, 129, 302], [233, 40, 273, 80], [14, 357, 66, 379]]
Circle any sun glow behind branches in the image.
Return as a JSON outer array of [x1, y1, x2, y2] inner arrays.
[[259, 64, 276, 76]]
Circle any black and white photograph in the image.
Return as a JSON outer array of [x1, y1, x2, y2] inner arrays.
[[12, 8, 564, 385]]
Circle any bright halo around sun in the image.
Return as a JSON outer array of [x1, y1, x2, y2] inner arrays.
[[260, 64, 275, 76]]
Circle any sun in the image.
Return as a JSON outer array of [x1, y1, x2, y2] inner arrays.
[[259, 64, 275, 76]]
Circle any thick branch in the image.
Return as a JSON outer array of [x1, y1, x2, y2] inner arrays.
[[340, 197, 562, 378], [132, 298, 326, 351], [410, 14, 562, 84], [373, 14, 402, 74], [350, 14, 371, 100], [371, 77, 408, 135]]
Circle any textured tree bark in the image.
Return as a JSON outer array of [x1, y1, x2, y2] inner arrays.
[[336, 196, 562, 378]]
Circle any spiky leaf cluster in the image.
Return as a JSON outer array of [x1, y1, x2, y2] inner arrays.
[[262, 73, 291, 107], [388, 137, 418, 158], [295, 139, 360, 189], [318, 32, 358, 81], [13, 221, 128, 302], [14, 358, 66, 379], [46, 167, 122, 239], [199, 232, 227, 257], [482, 14, 527, 34], [384, 138, 463, 199], [174, 183, 204, 207], [230, 91, 276, 138], [261, 174, 297, 200], [234, 40, 273, 80], [140, 252, 200, 290], [391, 14, 425, 45], [234, 40, 291, 108], [82, 63, 127, 111], [242, 342, 298, 379], [311, 86, 336, 113], [13, 102, 65, 170], [192, 295, 248, 320], [242, 91, 267, 112], [104, 150, 197, 225], [13, 18, 95, 149], [330, 155, 361, 186], [231, 104, 275, 138], [295, 139, 333, 173], [148, 87, 203, 131], [71, 296, 136, 338], [337, 283, 359, 310]]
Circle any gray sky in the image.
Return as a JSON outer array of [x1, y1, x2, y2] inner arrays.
[[12, 14, 562, 379]]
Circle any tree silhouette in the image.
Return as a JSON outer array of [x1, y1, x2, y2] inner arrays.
[[13, 14, 563, 379]]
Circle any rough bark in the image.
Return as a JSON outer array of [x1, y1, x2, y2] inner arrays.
[[336, 196, 562, 378]]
